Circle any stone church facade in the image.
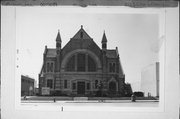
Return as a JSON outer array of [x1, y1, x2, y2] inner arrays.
[[39, 26, 126, 97]]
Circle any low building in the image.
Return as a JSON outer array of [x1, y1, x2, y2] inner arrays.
[[141, 62, 159, 97], [21, 75, 35, 96]]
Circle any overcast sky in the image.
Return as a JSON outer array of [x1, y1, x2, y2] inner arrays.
[[16, 7, 159, 91]]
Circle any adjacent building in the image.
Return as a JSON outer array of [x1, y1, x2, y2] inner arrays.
[[39, 26, 127, 96], [141, 62, 159, 97], [21, 75, 35, 96]]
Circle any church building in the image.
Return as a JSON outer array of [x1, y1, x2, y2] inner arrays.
[[39, 26, 126, 97]]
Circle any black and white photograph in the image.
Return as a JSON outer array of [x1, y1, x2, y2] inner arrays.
[[1, 5, 179, 119], [15, 8, 162, 107]]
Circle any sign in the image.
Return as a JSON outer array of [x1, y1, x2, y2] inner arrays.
[[41, 87, 50, 95]]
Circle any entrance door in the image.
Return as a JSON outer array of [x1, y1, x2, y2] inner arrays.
[[109, 81, 117, 94], [77, 81, 85, 95]]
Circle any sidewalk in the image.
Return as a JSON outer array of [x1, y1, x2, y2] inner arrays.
[[21, 99, 159, 103]]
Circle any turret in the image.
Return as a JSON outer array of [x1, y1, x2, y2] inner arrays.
[[101, 31, 107, 73], [56, 30, 62, 72], [101, 31, 107, 51], [56, 30, 62, 51]]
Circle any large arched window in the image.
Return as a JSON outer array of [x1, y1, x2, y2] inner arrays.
[[66, 55, 75, 71], [77, 53, 86, 71], [88, 55, 96, 71], [65, 53, 97, 72]]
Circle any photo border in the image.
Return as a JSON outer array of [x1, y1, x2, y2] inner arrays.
[[1, 6, 179, 119]]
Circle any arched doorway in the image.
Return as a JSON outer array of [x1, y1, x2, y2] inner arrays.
[[77, 81, 85, 95], [109, 81, 117, 94]]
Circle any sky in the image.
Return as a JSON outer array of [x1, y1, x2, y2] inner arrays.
[[16, 7, 159, 91]]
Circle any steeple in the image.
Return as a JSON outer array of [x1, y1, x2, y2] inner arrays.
[[56, 29, 62, 49], [56, 29, 62, 42], [101, 31, 107, 43], [101, 31, 107, 50], [56, 30, 62, 72]]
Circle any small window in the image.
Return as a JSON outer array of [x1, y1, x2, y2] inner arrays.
[[87, 83, 90, 90], [47, 79, 53, 88], [47, 62, 54, 72], [109, 62, 116, 73], [95, 80, 98, 89], [64, 80, 67, 89], [102, 44, 106, 49], [72, 83, 76, 90], [56, 43, 61, 48]]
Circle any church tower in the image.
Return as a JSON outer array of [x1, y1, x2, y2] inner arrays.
[[56, 30, 62, 72]]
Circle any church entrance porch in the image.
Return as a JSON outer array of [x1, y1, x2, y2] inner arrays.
[[77, 81, 85, 95]]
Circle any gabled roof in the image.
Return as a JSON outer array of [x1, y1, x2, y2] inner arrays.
[[106, 50, 118, 58], [46, 49, 56, 57], [72, 25, 92, 39]]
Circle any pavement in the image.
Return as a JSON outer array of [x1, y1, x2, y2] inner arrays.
[[21, 96, 159, 107], [21, 100, 159, 107], [21, 96, 158, 101]]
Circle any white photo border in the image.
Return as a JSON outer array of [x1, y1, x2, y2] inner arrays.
[[1, 6, 179, 119]]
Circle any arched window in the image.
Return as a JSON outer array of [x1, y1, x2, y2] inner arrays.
[[86, 82, 90, 90], [88, 55, 96, 71], [109, 62, 116, 73], [66, 55, 75, 71], [95, 80, 98, 89], [64, 80, 68, 89], [77, 53, 86, 71], [47, 79, 53, 89], [46, 62, 54, 72], [65, 53, 96, 72]]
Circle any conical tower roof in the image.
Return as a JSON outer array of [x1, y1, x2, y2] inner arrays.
[[101, 31, 107, 43], [56, 30, 62, 42]]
